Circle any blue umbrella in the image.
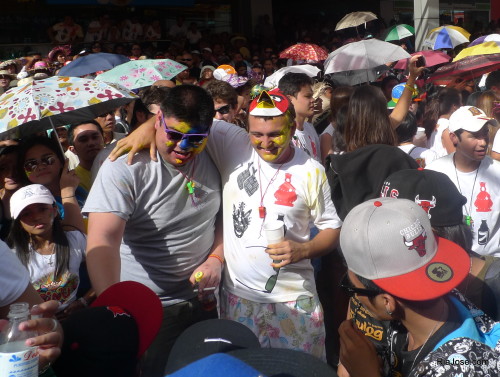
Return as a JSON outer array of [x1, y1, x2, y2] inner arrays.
[[58, 53, 130, 77]]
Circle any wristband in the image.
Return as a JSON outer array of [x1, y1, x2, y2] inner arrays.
[[78, 297, 88, 307], [208, 254, 224, 265], [404, 84, 417, 95]]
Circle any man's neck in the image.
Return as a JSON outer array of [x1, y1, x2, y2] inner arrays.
[[78, 161, 92, 171], [453, 153, 482, 173], [295, 115, 305, 131]]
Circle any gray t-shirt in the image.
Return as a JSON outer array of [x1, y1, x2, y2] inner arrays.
[[83, 150, 221, 305]]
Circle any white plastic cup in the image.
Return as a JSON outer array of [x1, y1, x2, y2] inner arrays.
[[413, 127, 427, 148], [263, 221, 285, 245]]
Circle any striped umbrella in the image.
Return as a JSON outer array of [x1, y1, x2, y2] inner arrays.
[[422, 25, 470, 50], [385, 24, 415, 42], [453, 41, 500, 62], [469, 33, 500, 46]]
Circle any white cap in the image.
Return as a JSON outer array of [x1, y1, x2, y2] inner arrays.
[[449, 106, 495, 133], [10, 184, 55, 219]]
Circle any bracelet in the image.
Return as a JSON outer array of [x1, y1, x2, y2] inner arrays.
[[39, 363, 51, 376], [78, 297, 88, 307], [208, 254, 224, 265], [404, 84, 418, 95], [61, 195, 76, 199]]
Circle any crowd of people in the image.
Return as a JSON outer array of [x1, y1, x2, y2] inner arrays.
[[1, 11, 500, 377]]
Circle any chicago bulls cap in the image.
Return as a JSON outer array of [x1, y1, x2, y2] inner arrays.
[[380, 169, 466, 227], [340, 197, 469, 300]]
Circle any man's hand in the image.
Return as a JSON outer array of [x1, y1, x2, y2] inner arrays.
[[339, 320, 381, 377], [408, 55, 426, 80], [189, 257, 222, 295], [265, 240, 308, 268], [59, 159, 79, 197], [109, 117, 157, 165]]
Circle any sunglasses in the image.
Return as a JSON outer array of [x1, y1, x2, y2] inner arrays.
[[161, 115, 209, 145], [339, 274, 382, 297], [24, 155, 57, 173], [181, 58, 193, 62], [215, 105, 231, 115]]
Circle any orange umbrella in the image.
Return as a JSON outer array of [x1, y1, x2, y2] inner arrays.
[[279, 43, 328, 62]]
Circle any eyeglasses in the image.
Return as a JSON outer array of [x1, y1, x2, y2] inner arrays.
[[215, 105, 231, 115], [161, 115, 209, 145], [24, 155, 57, 173], [339, 274, 382, 297]]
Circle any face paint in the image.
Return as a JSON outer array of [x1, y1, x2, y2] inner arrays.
[[191, 138, 208, 155], [255, 120, 293, 162], [165, 140, 175, 147], [175, 159, 183, 164], [173, 121, 192, 133]]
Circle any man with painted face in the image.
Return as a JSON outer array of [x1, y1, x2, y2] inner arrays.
[[106, 88, 342, 359], [207, 89, 342, 359], [83, 85, 222, 377]]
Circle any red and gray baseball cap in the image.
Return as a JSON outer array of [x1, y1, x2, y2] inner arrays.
[[340, 197, 469, 300]]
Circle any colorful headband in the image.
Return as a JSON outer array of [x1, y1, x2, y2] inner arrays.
[[249, 88, 290, 117]]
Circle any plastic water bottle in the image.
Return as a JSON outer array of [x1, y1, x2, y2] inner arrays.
[[194, 271, 217, 311], [0, 302, 39, 377]]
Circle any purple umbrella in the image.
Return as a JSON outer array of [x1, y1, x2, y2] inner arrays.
[[469, 33, 500, 46]]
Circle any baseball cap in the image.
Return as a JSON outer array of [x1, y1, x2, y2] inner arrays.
[[380, 169, 467, 227], [340, 197, 469, 301], [387, 83, 419, 109], [165, 319, 261, 373], [449, 106, 496, 133], [249, 88, 290, 117], [53, 281, 163, 377], [10, 184, 55, 219]]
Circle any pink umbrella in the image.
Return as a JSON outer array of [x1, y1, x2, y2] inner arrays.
[[394, 50, 451, 70], [279, 43, 328, 62]]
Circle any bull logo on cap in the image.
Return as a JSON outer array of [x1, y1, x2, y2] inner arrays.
[[403, 230, 427, 257], [415, 195, 436, 219]]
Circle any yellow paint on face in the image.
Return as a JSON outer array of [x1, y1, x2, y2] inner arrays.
[[191, 138, 208, 155], [175, 159, 183, 164], [255, 120, 293, 162], [173, 121, 192, 133], [165, 140, 175, 147]]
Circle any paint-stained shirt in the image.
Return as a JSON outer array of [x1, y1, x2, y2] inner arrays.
[[83, 150, 221, 306], [208, 120, 342, 302]]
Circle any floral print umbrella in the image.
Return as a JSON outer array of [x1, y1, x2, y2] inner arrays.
[[279, 43, 328, 62], [0, 76, 137, 140], [95, 59, 188, 89]]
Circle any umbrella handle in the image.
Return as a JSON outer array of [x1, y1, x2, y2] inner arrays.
[[49, 118, 67, 169]]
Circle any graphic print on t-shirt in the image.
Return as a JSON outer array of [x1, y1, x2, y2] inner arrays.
[[233, 202, 252, 238], [308, 135, 317, 158], [474, 182, 493, 212], [236, 162, 259, 196], [34, 271, 79, 305], [274, 173, 297, 207]]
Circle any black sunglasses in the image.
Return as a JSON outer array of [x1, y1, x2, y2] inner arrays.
[[339, 274, 382, 297], [24, 155, 57, 173], [215, 105, 231, 115]]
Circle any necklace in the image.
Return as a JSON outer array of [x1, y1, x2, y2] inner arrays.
[[33, 242, 56, 267], [257, 158, 285, 219], [175, 157, 197, 197], [408, 299, 448, 372], [453, 156, 480, 229]]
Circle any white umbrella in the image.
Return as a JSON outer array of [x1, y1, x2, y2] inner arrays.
[[324, 39, 411, 74], [264, 65, 320, 88], [335, 11, 378, 31]]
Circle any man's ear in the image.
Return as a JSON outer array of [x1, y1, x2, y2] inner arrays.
[[154, 111, 162, 130], [68, 145, 75, 153], [449, 131, 459, 146]]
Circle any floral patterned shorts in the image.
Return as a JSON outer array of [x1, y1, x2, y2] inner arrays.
[[220, 289, 326, 360]]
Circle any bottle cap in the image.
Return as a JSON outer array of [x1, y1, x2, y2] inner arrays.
[[194, 271, 204, 283]]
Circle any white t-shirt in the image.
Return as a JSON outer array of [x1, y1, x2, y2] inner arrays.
[[293, 122, 321, 162], [398, 144, 438, 168], [321, 123, 334, 137], [22, 231, 86, 309], [0, 240, 30, 308], [492, 132, 500, 154], [207, 120, 342, 302], [427, 154, 500, 256], [428, 118, 450, 158]]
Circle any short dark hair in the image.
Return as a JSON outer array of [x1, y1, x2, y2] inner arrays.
[[433, 223, 473, 253], [278, 73, 313, 97], [160, 85, 214, 131], [395, 112, 417, 143], [140, 86, 170, 108], [205, 80, 238, 108], [68, 120, 103, 146], [485, 71, 500, 90]]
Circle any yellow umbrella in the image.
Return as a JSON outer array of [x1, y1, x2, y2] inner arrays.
[[453, 41, 500, 62]]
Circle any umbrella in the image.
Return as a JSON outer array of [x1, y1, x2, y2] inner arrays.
[[58, 53, 130, 77], [263, 65, 320, 88], [384, 24, 415, 42], [0, 76, 137, 140], [279, 43, 328, 62], [429, 53, 500, 86], [453, 41, 500, 62], [324, 39, 411, 74], [95, 59, 188, 90], [327, 65, 388, 86], [394, 50, 451, 70], [335, 11, 377, 31], [469, 33, 500, 46], [422, 25, 470, 50]]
